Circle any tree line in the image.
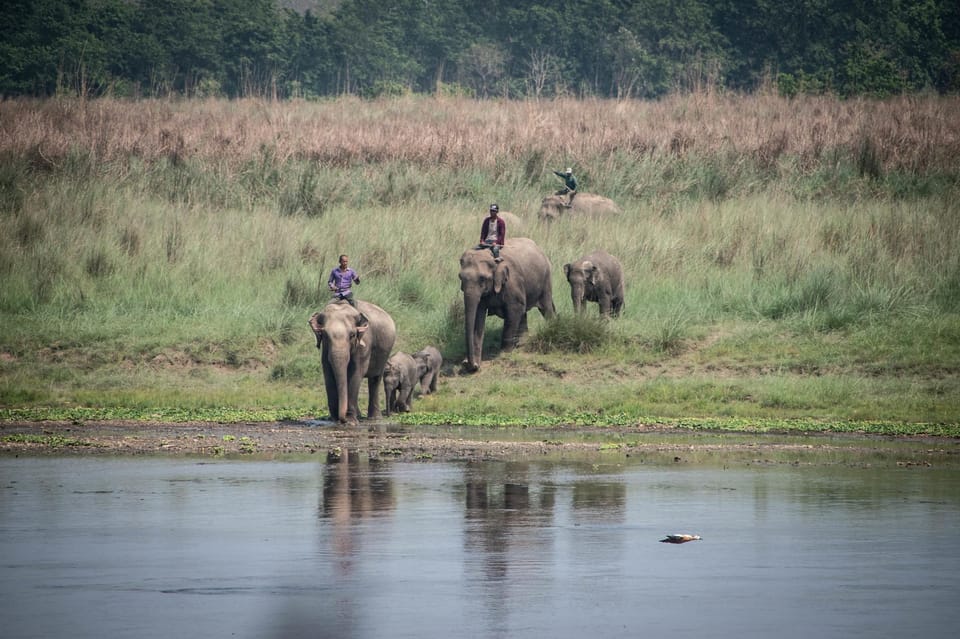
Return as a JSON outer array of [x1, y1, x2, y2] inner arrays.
[[2, 0, 958, 99]]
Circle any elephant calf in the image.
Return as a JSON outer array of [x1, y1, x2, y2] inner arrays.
[[563, 250, 625, 317], [383, 351, 418, 415], [413, 346, 442, 395]]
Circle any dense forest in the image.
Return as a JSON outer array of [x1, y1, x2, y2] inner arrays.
[[2, 0, 959, 99]]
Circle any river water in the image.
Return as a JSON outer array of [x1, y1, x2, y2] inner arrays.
[[2, 448, 959, 639]]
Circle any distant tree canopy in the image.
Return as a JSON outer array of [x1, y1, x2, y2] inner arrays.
[[1, 0, 957, 98]]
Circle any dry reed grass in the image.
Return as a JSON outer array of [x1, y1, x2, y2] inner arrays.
[[2, 94, 958, 175]]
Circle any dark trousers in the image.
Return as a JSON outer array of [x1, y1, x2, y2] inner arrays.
[[334, 292, 357, 308], [477, 242, 500, 259]]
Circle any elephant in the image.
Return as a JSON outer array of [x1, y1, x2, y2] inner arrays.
[[412, 346, 442, 394], [563, 250, 626, 317], [495, 210, 524, 230], [308, 299, 397, 424], [538, 193, 621, 222], [459, 237, 556, 372], [383, 351, 418, 415]]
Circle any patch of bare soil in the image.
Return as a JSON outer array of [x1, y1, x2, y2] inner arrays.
[[0, 420, 594, 461], [2, 420, 953, 465]]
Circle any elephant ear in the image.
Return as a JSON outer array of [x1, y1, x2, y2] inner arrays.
[[563, 263, 572, 279], [493, 261, 509, 294], [586, 262, 600, 286], [352, 313, 369, 348], [308, 312, 325, 349]]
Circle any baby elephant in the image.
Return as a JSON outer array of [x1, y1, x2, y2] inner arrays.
[[563, 250, 625, 317], [413, 346, 442, 395], [383, 351, 418, 416]]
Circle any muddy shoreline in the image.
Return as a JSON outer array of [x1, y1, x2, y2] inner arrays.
[[1, 420, 677, 461], [3, 420, 958, 466]]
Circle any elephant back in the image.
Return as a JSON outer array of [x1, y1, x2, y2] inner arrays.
[[502, 236, 549, 262], [582, 250, 623, 275], [538, 193, 621, 221], [496, 210, 523, 230], [498, 237, 551, 278]]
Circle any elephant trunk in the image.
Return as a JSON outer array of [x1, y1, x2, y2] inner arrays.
[[570, 283, 585, 314], [463, 293, 482, 372], [326, 346, 353, 423]]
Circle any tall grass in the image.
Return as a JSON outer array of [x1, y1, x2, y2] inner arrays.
[[1, 94, 958, 423]]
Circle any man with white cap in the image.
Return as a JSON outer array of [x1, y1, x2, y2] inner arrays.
[[552, 167, 578, 207]]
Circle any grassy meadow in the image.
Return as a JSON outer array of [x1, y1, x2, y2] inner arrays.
[[1, 94, 959, 435]]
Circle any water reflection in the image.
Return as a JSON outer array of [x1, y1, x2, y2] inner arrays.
[[459, 463, 559, 637], [321, 449, 396, 574], [2, 453, 960, 639]]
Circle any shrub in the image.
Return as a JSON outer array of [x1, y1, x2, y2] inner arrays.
[[527, 315, 611, 354]]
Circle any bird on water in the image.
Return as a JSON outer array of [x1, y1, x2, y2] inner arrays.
[[660, 534, 702, 544]]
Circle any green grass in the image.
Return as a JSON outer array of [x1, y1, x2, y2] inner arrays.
[[1, 99, 959, 437]]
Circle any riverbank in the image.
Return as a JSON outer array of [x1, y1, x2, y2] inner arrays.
[[3, 419, 958, 467]]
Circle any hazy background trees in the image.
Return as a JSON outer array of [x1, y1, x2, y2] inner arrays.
[[1, 0, 957, 98]]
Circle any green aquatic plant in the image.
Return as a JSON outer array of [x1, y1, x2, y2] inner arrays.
[[238, 436, 258, 454], [1, 433, 95, 447]]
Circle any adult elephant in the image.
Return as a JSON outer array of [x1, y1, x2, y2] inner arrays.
[[563, 250, 625, 317], [538, 193, 621, 222], [495, 210, 524, 230], [308, 300, 397, 424], [459, 237, 556, 372]]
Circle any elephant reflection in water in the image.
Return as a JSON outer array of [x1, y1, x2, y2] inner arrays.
[[463, 464, 558, 593], [571, 480, 627, 524], [321, 449, 396, 575]]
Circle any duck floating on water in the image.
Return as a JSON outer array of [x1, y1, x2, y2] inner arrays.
[[660, 534, 702, 544]]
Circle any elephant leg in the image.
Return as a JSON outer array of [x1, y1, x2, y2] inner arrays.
[[599, 297, 612, 317], [321, 359, 340, 421], [347, 369, 363, 421], [502, 310, 527, 350], [540, 295, 557, 319], [383, 385, 394, 416], [367, 375, 384, 419], [471, 307, 486, 365], [501, 314, 516, 351]]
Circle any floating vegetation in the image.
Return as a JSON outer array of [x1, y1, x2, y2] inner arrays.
[[1, 433, 96, 447]]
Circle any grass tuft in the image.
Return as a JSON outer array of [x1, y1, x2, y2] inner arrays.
[[528, 315, 613, 353]]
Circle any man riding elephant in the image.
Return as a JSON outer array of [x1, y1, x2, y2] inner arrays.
[[538, 192, 621, 222], [459, 237, 556, 372], [476, 203, 506, 262], [308, 300, 396, 424], [552, 167, 578, 207]]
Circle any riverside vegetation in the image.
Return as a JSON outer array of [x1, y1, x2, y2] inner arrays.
[[1, 94, 959, 438]]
